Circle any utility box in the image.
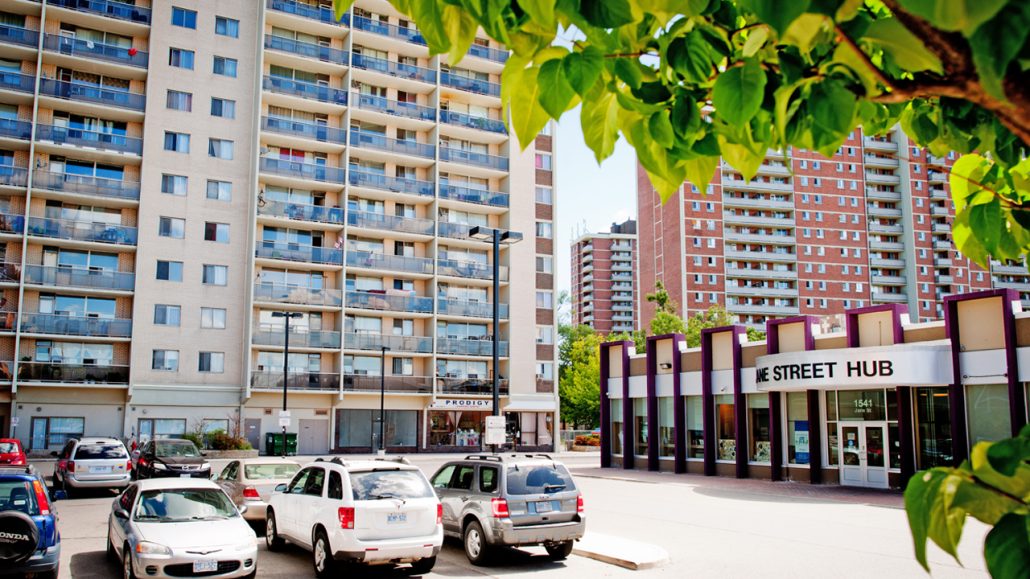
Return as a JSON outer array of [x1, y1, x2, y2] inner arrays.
[[264, 432, 297, 456]]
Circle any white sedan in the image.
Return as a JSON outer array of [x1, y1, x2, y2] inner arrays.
[[107, 478, 258, 579]]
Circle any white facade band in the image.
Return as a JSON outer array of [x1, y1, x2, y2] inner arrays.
[[755, 343, 954, 391]]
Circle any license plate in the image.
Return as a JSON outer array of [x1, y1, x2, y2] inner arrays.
[[535, 501, 554, 514], [193, 560, 218, 573], [89, 465, 111, 474], [386, 512, 407, 525], [180, 473, 192, 478]]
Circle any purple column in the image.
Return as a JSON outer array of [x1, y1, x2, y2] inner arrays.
[[672, 335, 686, 474], [701, 329, 716, 476], [944, 297, 968, 466], [731, 326, 747, 479], [622, 342, 634, 471], [599, 342, 614, 468], [645, 337, 659, 471]]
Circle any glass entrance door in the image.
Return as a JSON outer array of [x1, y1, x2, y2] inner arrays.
[[839, 422, 889, 488]]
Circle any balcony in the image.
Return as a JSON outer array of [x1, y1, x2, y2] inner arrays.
[[466, 43, 508, 64], [348, 170, 433, 197], [728, 303, 800, 316], [724, 214, 791, 227], [264, 34, 348, 65], [347, 210, 434, 236], [934, 240, 951, 251], [23, 264, 134, 292], [0, 118, 30, 141], [48, 0, 152, 25], [932, 223, 951, 234], [257, 199, 344, 225], [35, 124, 142, 155], [928, 171, 947, 183], [440, 72, 501, 97], [439, 146, 508, 171], [866, 172, 900, 185], [267, 0, 345, 26], [345, 250, 433, 275], [437, 221, 480, 240], [0, 71, 34, 95], [349, 129, 434, 158], [438, 184, 508, 208], [263, 76, 348, 106], [352, 93, 436, 122], [863, 154, 899, 168], [20, 313, 131, 338], [0, 25, 38, 48], [0, 165, 26, 188], [937, 275, 955, 285], [343, 374, 432, 393], [865, 188, 900, 202], [253, 327, 342, 349], [352, 53, 436, 84], [440, 110, 506, 134], [33, 170, 140, 201], [437, 298, 508, 319], [870, 256, 905, 268], [38, 78, 146, 112], [345, 290, 432, 313], [994, 264, 1028, 276], [255, 241, 342, 265], [872, 274, 907, 286], [868, 222, 904, 234], [725, 267, 795, 280], [438, 258, 507, 281], [253, 282, 343, 307], [436, 376, 509, 396], [437, 337, 509, 357], [935, 256, 952, 267], [722, 177, 793, 192], [259, 157, 345, 184], [27, 216, 136, 246], [866, 206, 902, 218], [930, 188, 948, 200], [722, 196, 793, 211], [0, 212, 23, 235], [869, 239, 904, 252], [12, 361, 128, 384], [262, 116, 347, 145], [726, 285, 798, 298], [352, 15, 424, 45], [43, 34, 148, 69], [863, 137, 898, 151], [344, 332, 432, 353], [723, 249, 796, 263], [930, 206, 950, 217], [251, 371, 340, 392], [871, 292, 908, 303]]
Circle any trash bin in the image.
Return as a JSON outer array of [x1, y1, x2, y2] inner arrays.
[[264, 432, 298, 456]]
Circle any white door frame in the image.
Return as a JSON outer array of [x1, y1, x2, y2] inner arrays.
[[838, 421, 889, 489]]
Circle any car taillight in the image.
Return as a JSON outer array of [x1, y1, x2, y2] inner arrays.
[[338, 507, 355, 529], [243, 486, 260, 500], [491, 498, 509, 518], [67, 461, 75, 473], [577, 495, 584, 513], [436, 503, 443, 525], [126, 460, 133, 471], [33, 480, 50, 515]]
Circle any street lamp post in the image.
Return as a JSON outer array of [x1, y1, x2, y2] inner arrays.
[[271, 311, 302, 459], [378, 345, 389, 455]]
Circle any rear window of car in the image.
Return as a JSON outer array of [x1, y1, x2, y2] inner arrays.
[[0, 442, 20, 453], [74, 444, 128, 460], [244, 463, 300, 480], [505, 464, 577, 495], [349, 469, 434, 501], [0, 480, 38, 516]]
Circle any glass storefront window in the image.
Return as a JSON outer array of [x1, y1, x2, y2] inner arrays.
[[967, 384, 1011, 447], [838, 390, 886, 421], [429, 410, 486, 447], [826, 391, 838, 466], [748, 395, 770, 463], [787, 392, 809, 465], [685, 396, 703, 459], [504, 412, 554, 447], [658, 397, 674, 457], [633, 398, 647, 456], [915, 387, 952, 469], [888, 423, 901, 470], [611, 399, 623, 455], [337, 409, 371, 447], [715, 395, 735, 461]]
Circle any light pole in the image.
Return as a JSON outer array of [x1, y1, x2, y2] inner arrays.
[[271, 311, 302, 459], [467, 226, 522, 453], [378, 345, 389, 455]]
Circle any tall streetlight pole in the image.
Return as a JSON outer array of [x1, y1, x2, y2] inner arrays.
[[378, 345, 389, 455], [271, 311, 302, 458]]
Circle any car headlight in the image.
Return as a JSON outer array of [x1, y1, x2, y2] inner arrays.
[[135, 541, 172, 556], [153, 462, 168, 470], [201, 462, 211, 470]]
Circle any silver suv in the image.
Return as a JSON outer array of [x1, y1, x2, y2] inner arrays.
[[429, 454, 585, 565]]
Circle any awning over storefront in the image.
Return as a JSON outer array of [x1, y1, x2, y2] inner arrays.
[[755, 342, 954, 392], [503, 395, 557, 412]]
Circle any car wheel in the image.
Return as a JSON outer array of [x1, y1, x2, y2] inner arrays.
[[34, 569, 58, 579], [265, 511, 285, 551], [409, 555, 436, 575], [311, 529, 335, 579], [122, 545, 136, 579], [463, 520, 491, 566], [545, 541, 574, 560]]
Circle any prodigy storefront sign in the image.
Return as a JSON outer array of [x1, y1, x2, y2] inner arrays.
[[754, 344, 953, 391]]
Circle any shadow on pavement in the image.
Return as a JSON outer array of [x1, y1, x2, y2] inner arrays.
[[432, 540, 568, 576], [70, 551, 119, 578], [691, 481, 903, 508]]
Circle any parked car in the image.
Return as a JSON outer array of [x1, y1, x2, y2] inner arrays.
[[215, 459, 300, 523], [430, 454, 585, 565], [135, 439, 211, 480], [51, 437, 132, 496], [107, 478, 258, 579], [0, 438, 26, 466], [0, 465, 65, 578], [265, 457, 442, 578]]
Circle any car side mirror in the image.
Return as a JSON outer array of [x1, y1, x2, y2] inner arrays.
[[274, 484, 287, 493], [53, 490, 67, 501], [50, 451, 59, 457], [200, 452, 208, 457], [114, 509, 129, 520], [238, 505, 248, 515]]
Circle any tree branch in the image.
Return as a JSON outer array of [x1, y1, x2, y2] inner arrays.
[[835, 24, 893, 91]]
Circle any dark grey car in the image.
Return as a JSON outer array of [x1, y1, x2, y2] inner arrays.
[[429, 454, 585, 565]]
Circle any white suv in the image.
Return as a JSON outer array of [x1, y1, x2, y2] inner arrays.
[[265, 457, 442, 577]]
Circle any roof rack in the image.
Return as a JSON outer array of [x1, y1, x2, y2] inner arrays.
[[464, 454, 504, 462], [520, 453, 553, 460], [0, 465, 35, 475], [373, 456, 410, 465], [329, 457, 347, 465]]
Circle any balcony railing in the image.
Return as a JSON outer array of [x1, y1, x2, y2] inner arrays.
[[344, 332, 433, 353], [251, 371, 340, 391], [439, 147, 508, 171], [437, 221, 476, 240], [20, 313, 132, 338], [349, 129, 435, 158], [437, 258, 507, 281], [352, 53, 436, 84], [255, 241, 342, 265], [0, 213, 22, 235], [23, 264, 134, 291], [0, 118, 30, 141], [347, 210, 434, 236], [0, 71, 34, 94], [438, 184, 508, 208], [262, 116, 347, 145], [267, 0, 346, 26], [352, 15, 425, 45], [352, 92, 436, 121], [346, 250, 434, 274], [38, 78, 146, 111], [343, 374, 432, 393], [257, 198, 344, 225], [48, 0, 152, 25], [33, 170, 141, 201], [0, 165, 27, 188], [259, 157, 345, 184], [437, 298, 509, 319], [348, 170, 433, 197], [252, 328, 342, 349], [345, 290, 433, 313], [264, 34, 349, 65], [0, 262, 17, 283], [436, 376, 509, 395], [437, 337, 508, 357], [466, 43, 508, 63], [27, 216, 137, 245], [0, 24, 38, 47], [440, 110, 506, 134], [253, 282, 343, 307], [11, 361, 128, 384], [440, 72, 501, 97], [43, 34, 148, 68], [263, 75, 348, 106], [35, 124, 142, 155]]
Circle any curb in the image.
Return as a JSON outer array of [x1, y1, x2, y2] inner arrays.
[[572, 533, 670, 571]]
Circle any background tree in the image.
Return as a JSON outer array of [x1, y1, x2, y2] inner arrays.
[[557, 324, 602, 428]]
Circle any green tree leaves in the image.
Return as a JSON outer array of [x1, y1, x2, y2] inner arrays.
[[712, 59, 767, 127], [740, 0, 809, 36], [538, 59, 578, 118], [863, 18, 943, 74], [985, 513, 1030, 579], [580, 0, 638, 28]]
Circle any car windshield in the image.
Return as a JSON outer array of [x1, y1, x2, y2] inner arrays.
[[0, 442, 19, 454], [244, 463, 299, 480], [349, 469, 434, 501], [155, 442, 200, 457], [74, 444, 128, 460], [505, 464, 577, 495], [0, 480, 38, 516], [134, 488, 238, 522]]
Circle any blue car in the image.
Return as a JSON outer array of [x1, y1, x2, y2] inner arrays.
[[0, 466, 64, 578]]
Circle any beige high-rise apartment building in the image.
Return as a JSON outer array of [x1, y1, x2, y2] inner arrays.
[[0, 0, 558, 454]]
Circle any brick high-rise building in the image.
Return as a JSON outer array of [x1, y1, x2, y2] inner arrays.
[[570, 219, 637, 334], [637, 126, 1030, 327], [0, 0, 558, 454]]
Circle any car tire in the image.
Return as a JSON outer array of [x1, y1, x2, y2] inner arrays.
[[311, 529, 335, 579], [545, 541, 574, 560], [463, 520, 492, 566], [35, 569, 58, 579], [122, 545, 136, 579], [265, 510, 285, 552], [410, 555, 436, 575]]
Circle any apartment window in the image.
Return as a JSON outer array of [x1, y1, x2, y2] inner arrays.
[[535, 153, 552, 170], [536, 221, 553, 239], [199, 352, 225, 373], [536, 291, 553, 309], [208, 138, 234, 159], [840, 248, 847, 257], [536, 362, 554, 381], [802, 228, 810, 238], [158, 217, 185, 239], [916, 198, 925, 207], [838, 197, 845, 207], [800, 160, 808, 169], [152, 350, 179, 371], [215, 16, 239, 38], [201, 307, 227, 329], [202, 265, 228, 286], [707, 220, 715, 231], [801, 177, 809, 186], [843, 283, 851, 292], [171, 7, 197, 28], [166, 90, 192, 111], [161, 174, 188, 196], [156, 261, 183, 282], [169, 48, 195, 69], [536, 256, 553, 274], [164, 131, 190, 153], [204, 222, 229, 243], [210, 98, 235, 119], [815, 195, 823, 204], [206, 180, 231, 201], [535, 186, 552, 204], [692, 201, 700, 211], [213, 56, 238, 78], [536, 326, 554, 345], [707, 238, 716, 248], [153, 305, 181, 326], [693, 256, 702, 266], [813, 161, 821, 170]]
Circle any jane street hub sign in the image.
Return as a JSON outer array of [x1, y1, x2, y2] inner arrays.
[[754, 344, 953, 391]]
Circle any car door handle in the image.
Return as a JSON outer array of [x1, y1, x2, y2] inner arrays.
[[460, 496, 470, 502]]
